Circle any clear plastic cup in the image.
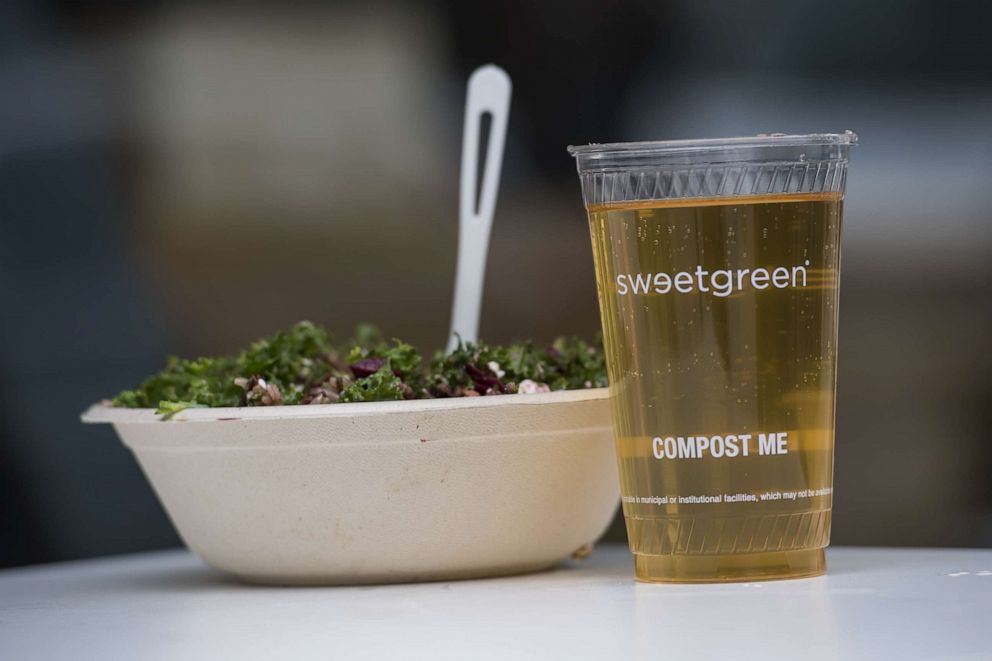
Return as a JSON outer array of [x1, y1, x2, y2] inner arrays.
[[569, 132, 856, 582]]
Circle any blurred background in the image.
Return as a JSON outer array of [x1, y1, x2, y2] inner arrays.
[[2, 0, 990, 568]]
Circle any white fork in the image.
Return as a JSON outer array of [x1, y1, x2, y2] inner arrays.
[[447, 64, 512, 353]]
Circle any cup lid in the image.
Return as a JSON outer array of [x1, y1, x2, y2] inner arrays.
[[568, 132, 857, 205], [567, 131, 858, 159]]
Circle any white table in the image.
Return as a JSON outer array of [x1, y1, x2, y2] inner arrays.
[[1, 545, 990, 660]]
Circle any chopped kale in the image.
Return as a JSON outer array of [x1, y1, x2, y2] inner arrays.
[[112, 355, 242, 409], [110, 321, 607, 412], [237, 320, 336, 391], [339, 365, 407, 403], [546, 335, 609, 390], [349, 339, 422, 380], [156, 400, 208, 418]]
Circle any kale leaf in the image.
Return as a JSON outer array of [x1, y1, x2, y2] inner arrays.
[[339, 365, 406, 402], [112, 355, 241, 409]]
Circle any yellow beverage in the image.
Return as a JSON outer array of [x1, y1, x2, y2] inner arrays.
[[588, 192, 843, 582]]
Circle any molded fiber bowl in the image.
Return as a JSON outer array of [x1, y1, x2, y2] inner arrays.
[[82, 389, 619, 584]]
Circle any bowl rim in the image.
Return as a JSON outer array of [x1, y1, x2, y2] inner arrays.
[[81, 387, 610, 424]]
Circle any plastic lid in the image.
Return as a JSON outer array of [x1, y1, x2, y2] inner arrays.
[[568, 131, 857, 176], [568, 132, 857, 205], [568, 131, 857, 158]]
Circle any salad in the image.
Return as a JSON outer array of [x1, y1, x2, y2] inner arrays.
[[112, 321, 608, 415]]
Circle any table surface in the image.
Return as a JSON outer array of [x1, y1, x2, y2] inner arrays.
[[1, 545, 990, 661]]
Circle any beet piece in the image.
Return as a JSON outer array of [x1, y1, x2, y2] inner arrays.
[[350, 357, 387, 378], [465, 363, 504, 394]]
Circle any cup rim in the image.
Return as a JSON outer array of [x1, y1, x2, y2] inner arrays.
[[567, 131, 858, 159]]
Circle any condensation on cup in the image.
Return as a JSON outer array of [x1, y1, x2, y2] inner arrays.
[[569, 132, 857, 582]]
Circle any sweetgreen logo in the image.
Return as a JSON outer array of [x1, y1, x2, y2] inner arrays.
[[616, 261, 810, 298]]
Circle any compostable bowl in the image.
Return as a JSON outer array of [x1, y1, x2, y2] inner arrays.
[[82, 389, 619, 585]]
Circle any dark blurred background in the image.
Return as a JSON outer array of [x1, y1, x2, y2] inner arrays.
[[2, 0, 990, 568]]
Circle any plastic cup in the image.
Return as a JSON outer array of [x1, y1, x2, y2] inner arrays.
[[569, 133, 856, 582]]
